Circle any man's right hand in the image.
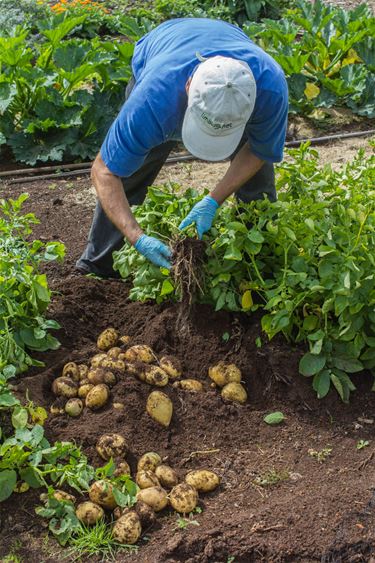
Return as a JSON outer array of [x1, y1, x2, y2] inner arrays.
[[134, 234, 172, 269]]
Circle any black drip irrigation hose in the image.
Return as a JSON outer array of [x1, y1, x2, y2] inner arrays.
[[2, 128, 374, 185]]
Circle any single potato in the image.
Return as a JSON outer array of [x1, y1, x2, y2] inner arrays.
[[136, 486, 168, 512], [185, 469, 220, 492], [146, 391, 173, 427], [76, 501, 104, 525], [221, 382, 247, 404], [169, 483, 198, 513], [134, 500, 156, 527], [119, 335, 132, 346], [136, 470, 160, 489], [65, 398, 83, 417], [78, 364, 89, 380], [87, 367, 116, 387], [96, 433, 127, 461], [112, 512, 141, 545], [173, 379, 203, 392], [208, 362, 242, 387], [137, 452, 162, 473], [100, 358, 126, 373], [89, 480, 117, 510], [124, 345, 155, 364], [85, 384, 110, 410], [52, 377, 78, 398], [159, 356, 182, 379], [78, 383, 94, 399], [97, 328, 119, 351], [91, 353, 107, 368], [144, 366, 169, 387], [107, 347, 122, 359], [62, 362, 80, 382], [53, 489, 76, 503], [114, 461, 131, 477], [155, 465, 178, 488]]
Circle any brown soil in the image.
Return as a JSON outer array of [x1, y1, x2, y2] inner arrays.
[[1, 163, 375, 563]]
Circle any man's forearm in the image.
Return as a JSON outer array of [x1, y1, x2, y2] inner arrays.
[[91, 153, 143, 245], [210, 143, 264, 205]]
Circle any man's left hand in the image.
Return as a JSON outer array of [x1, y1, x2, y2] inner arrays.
[[178, 195, 219, 239]]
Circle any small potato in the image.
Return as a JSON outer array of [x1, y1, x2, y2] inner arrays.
[[135, 500, 156, 527], [208, 362, 242, 387], [114, 461, 131, 477], [107, 347, 122, 359], [78, 364, 89, 380], [76, 501, 104, 525], [146, 391, 173, 428], [65, 398, 83, 417], [78, 383, 94, 399], [85, 384, 110, 410], [125, 345, 155, 364], [89, 480, 117, 510], [169, 483, 198, 513], [50, 398, 65, 415], [173, 379, 203, 392], [159, 356, 182, 379], [155, 465, 178, 489], [136, 486, 168, 512], [52, 377, 78, 398], [119, 335, 132, 346], [96, 433, 127, 461], [62, 362, 80, 382], [87, 367, 116, 387], [185, 470, 220, 492], [137, 452, 162, 473], [136, 470, 160, 489], [144, 366, 169, 387], [53, 489, 76, 503], [97, 328, 119, 351], [112, 512, 141, 545], [91, 353, 107, 368], [221, 382, 247, 404]]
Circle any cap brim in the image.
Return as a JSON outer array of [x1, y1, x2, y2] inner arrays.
[[182, 107, 245, 162]]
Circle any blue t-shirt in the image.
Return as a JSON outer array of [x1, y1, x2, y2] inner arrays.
[[101, 18, 288, 177]]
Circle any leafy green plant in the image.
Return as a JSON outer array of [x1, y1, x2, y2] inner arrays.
[[308, 447, 332, 462], [356, 439, 370, 450], [253, 468, 289, 487], [263, 412, 285, 425]]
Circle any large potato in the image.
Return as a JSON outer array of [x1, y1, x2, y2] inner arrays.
[[169, 483, 198, 513], [96, 433, 127, 460], [185, 470, 220, 492], [100, 358, 126, 373], [159, 356, 182, 379], [136, 470, 160, 489], [85, 384, 110, 410], [221, 382, 247, 404], [89, 480, 117, 510], [136, 486, 168, 512], [144, 366, 169, 387], [112, 512, 141, 545], [97, 328, 119, 351], [76, 501, 104, 525], [146, 391, 173, 427], [78, 383, 94, 399], [91, 353, 107, 368], [155, 465, 178, 488], [87, 367, 116, 387], [208, 362, 242, 387], [173, 379, 203, 392], [137, 452, 161, 473], [52, 377, 78, 398], [125, 345, 155, 364], [62, 362, 80, 382], [65, 398, 83, 417]]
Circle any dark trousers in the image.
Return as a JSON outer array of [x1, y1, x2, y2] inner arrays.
[[77, 79, 276, 277]]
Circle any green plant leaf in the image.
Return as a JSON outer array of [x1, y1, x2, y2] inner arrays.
[[299, 353, 326, 376], [0, 470, 17, 501], [263, 412, 285, 425]]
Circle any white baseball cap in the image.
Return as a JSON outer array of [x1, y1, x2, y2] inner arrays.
[[182, 55, 256, 161]]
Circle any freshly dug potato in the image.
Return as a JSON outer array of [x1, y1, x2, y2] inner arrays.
[[125, 345, 155, 364], [76, 501, 104, 525], [65, 398, 83, 417], [137, 452, 162, 473], [78, 383, 94, 399], [135, 500, 156, 527], [91, 353, 107, 368], [173, 379, 203, 392], [155, 465, 178, 488], [146, 391, 173, 428], [78, 364, 89, 380], [96, 433, 127, 461], [159, 356, 182, 379], [100, 358, 126, 373], [53, 489, 76, 503], [52, 377, 78, 398], [112, 512, 141, 545], [119, 335, 131, 346], [185, 470, 220, 492], [169, 483, 198, 513], [89, 480, 117, 510], [107, 347, 122, 359], [208, 362, 242, 387], [221, 382, 247, 404], [113, 402, 125, 410], [136, 486, 168, 512], [144, 366, 169, 387], [50, 398, 65, 415], [87, 367, 116, 387], [114, 461, 131, 477], [97, 328, 119, 351], [62, 362, 80, 382], [136, 470, 160, 489], [85, 384, 110, 410]]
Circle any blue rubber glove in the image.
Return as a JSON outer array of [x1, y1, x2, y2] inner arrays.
[[178, 195, 219, 239], [134, 234, 172, 269]]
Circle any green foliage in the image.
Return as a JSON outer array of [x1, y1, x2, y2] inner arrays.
[[69, 520, 138, 557], [244, 0, 375, 117], [113, 144, 375, 402], [263, 412, 285, 425]]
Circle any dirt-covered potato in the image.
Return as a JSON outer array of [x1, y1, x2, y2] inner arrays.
[[136, 486, 168, 512], [114, 461, 131, 477], [96, 433, 127, 461], [135, 500, 156, 527], [89, 480, 117, 510], [144, 366, 169, 387], [208, 362, 242, 387], [173, 379, 203, 392], [137, 452, 162, 473], [62, 362, 80, 382], [112, 512, 141, 545], [78, 364, 89, 380], [85, 384, 110, 410], [221, 382, 247, 404], [87, 367, 116, 387], [52, 377, 78, 398], [146, 391, 173, 427], [185, 470, 220, 492], [124, 345, 155, 364], [136, 470, 160, 489], [169, 483, 198, 513], [65, 398, 83, 417], [78, 383, 94, 399], [155, 465, 178, 488], [50, 398, 65, 415], [76, 501, 104, 525], [91, 353, 107, 368], [159, 356, 182, 379], [107, 347, 122, 359], [97, 328, 119, 351], [99, 358, 126, 373], [53, 489, 76, 503]]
